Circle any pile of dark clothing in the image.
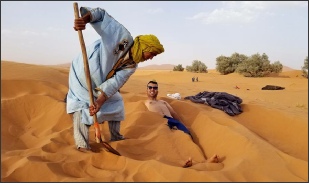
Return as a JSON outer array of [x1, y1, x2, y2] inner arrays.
[[184, 91, 243, 116], [261, 85, 285, 90]]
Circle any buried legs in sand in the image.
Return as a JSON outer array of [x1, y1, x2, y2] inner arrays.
[[183, 154, 220, 168], [166, 129, 223, 171]]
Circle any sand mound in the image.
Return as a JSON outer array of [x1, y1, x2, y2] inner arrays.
[[1, 61, 308, 181]]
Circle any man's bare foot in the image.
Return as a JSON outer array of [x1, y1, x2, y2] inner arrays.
[[206, 154, 220, 163], [183, 157, 193, 168]]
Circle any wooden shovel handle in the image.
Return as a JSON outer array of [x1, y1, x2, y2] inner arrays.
[[73, 2, 121, 156], [73, 2, 100, 140]]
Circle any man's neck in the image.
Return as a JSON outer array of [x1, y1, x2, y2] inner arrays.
[[147, 98, 157, 101]]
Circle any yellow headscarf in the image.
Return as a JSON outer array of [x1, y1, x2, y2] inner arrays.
[[131, 34, 164, 63]]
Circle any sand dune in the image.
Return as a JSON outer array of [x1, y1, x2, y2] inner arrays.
[[138, 64, 175, 70], [1, 60, 308, 182]]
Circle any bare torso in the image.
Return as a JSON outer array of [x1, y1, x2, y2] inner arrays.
[[144, 100, 172, 117]]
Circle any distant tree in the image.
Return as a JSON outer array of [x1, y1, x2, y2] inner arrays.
[[186, 60, 208, 73], [173, 64, 184, 71], [216, 56, 231, 75], [216, 52, 247, 75], [302, 56, 308, 78], [270, 61, 283, 73], [230, 52, 248, 66], [235, 53, 282, 77]]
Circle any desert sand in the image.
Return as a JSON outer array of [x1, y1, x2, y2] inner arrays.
[[1, 60, 308, 182]]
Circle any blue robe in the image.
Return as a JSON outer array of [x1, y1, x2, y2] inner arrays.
[[66, 7, 137, 125]]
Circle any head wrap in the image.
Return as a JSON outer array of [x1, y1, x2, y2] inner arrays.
[[131, 34, 164, 63]]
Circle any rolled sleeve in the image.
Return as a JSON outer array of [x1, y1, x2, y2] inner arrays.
[[97, 65, 137, 98]]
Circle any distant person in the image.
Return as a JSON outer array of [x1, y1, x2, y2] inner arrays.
[[66, 6, 164, 152], [144, 80, 220, 168], [192, 76, 195, 82], [196, 77, 198, 82]]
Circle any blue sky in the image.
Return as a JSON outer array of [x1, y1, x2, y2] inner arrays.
[[1, 1, 308, 69]]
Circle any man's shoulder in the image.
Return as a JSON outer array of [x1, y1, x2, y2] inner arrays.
[[144, 100, 152, 105]]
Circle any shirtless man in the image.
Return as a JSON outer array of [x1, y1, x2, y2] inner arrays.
[[144, 80, 220, 168]]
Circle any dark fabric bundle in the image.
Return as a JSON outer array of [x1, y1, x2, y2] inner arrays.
[[184, 91, 243, 116], [262, 85, 285, 90]]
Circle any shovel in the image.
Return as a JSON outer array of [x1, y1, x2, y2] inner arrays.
[[73, 2, 121, 156]]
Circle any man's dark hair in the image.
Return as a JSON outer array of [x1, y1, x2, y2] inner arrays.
[[147, 80, 158, 86]]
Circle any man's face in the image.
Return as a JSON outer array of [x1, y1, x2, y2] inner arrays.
[[147, 83, 158, 99], [143, 52, 157, 61]]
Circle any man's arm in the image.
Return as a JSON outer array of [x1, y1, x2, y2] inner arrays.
[[96, 64, 137, 98], [164, 102, 183, 122], [89, 65, 137, 116]]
